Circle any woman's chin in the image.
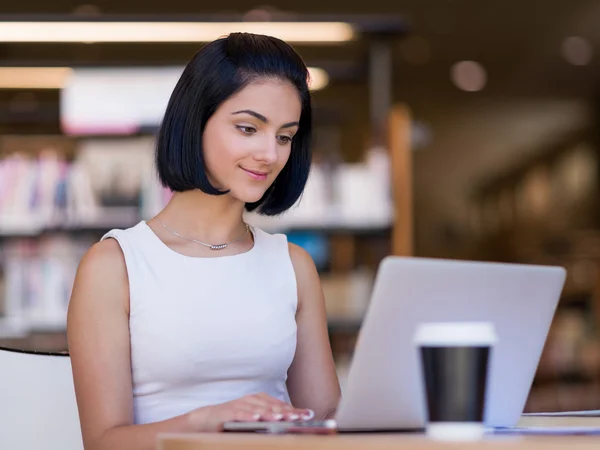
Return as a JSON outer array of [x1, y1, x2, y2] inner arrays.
[[231, 189, 268, 205]]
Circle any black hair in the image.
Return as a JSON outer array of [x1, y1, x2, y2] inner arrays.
[[156, 32, 312, 216]]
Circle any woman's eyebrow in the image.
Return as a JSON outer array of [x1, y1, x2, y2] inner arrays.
[[232, 109, 268, 123], [232, 109, 299, 128]]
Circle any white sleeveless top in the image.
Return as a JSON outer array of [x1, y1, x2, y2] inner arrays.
[[101, 221, 298, 425]]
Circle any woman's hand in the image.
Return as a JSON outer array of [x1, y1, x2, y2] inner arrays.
[[191, 393, 314, 431]]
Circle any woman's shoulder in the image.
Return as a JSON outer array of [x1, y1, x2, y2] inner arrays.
[[77, 223, 142, 294], [287, 242, 318, 283], [78, 239, 128, 286], [69, 238, 129, 316]]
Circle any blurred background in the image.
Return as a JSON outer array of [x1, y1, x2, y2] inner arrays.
[[1, 1, 600, 412]]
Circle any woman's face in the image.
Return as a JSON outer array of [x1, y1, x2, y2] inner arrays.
[[202, 78, 302, 204]]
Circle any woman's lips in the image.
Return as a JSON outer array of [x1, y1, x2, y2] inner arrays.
[[241, 167, 268, 181]]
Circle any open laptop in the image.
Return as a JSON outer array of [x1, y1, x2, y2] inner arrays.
[[225, 256, 567, 433]]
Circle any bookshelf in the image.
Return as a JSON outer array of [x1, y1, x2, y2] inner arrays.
[[469, 126, 600, 412], [0, 129, 396, 355]]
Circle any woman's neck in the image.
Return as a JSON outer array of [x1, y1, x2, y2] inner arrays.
[[156, 190, 248, 244]]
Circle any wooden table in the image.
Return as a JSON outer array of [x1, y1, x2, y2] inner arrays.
[[158, 432, 599, 450], [159, 416, 600, 450]]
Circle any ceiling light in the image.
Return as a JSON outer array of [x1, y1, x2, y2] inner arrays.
[[307, 67, 329, 90], [450, 61, 487, 92], [0, 21, 355, 43], [0, 66, 329, 91], [0, 67, 73, 89], [561, 36, 593, 66]]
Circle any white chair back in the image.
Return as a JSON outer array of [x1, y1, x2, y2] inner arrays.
[[0, 347, 83, 450]]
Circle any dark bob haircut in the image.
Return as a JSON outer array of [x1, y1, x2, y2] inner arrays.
[[156, 32, 312, 216]]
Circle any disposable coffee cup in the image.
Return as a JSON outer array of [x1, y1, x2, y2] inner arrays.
[[414, 322, 497, 441]]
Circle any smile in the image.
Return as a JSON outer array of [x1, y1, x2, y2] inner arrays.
[[241, 167, 269, 181]]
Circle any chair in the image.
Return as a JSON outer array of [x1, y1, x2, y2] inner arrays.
[[0, 346, 83, 450]]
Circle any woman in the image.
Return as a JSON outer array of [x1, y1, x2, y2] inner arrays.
[[67, 33, 341, 450]]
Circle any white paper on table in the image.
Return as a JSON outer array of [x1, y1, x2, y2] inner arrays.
[[522, 410, 600, 417], [493, 426, 600, 435]]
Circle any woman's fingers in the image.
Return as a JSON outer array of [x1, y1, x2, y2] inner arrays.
[[242, 393, 315, 422], [237, 404, 284, 422], [299, 408, 315, 420], [233, 409, 262, 422]]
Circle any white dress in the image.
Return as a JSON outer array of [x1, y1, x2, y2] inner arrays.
[[102, 222, 298, 424]]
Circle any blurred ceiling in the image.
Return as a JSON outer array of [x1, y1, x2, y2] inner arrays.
[[1, 0, 598, 96]]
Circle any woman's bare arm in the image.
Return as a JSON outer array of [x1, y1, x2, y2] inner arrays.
[[285, 243, 341, 420], [67, 240, 202, 450]]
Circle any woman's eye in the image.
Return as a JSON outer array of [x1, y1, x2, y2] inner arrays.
[[277, 135, 293, 145], [237, 125, 256, 134]]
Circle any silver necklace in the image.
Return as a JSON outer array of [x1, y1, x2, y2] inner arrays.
[[156, 218, 250, 251]]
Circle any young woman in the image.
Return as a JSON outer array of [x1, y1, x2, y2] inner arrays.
[[67, 33, 341, 450]]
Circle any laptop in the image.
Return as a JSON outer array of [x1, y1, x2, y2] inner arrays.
[[225, 256, 567, 433]]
